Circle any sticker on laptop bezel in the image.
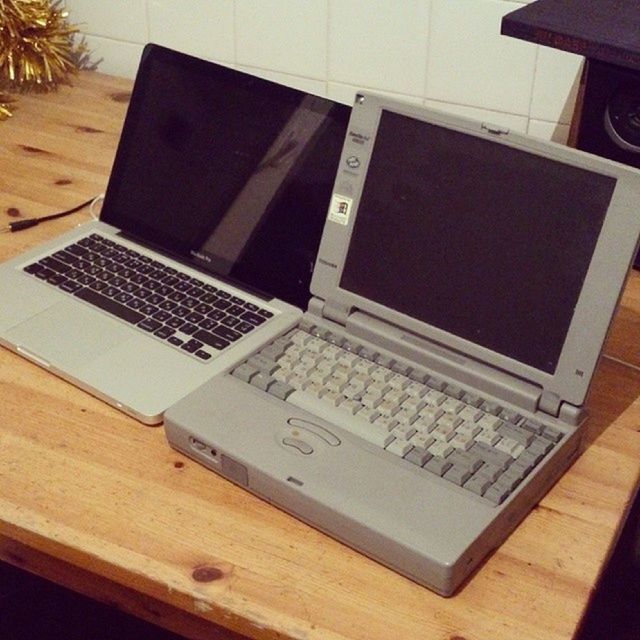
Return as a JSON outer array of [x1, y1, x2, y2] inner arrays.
[[328, 194, 353, 226]]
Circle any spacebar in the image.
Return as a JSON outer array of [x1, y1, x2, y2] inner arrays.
[[287, 390, 392, 448], [75, 287, 145, 324]]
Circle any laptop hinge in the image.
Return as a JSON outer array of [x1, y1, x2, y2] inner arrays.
[[317, 299, 350, 326], [539, 391, 562, 418]]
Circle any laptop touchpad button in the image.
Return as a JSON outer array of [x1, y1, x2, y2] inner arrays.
[[5, 300, 131, 369]]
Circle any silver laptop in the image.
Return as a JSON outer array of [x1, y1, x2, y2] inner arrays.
[[164, 92, 640, 595], [0, 44, 350, 424]]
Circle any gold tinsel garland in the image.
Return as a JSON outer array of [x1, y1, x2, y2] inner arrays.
[[0, 0, 89, 120]]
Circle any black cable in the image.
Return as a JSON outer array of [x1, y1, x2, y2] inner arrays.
[[1, 196, 98, 233]]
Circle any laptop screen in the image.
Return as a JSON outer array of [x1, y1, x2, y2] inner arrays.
[[339, 110, 617, 374], [101, 45, 350, 308]]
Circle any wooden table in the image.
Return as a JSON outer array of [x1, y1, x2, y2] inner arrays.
[[1, 71, 639, 640]]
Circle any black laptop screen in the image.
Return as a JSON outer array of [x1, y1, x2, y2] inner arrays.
[[340, 110, 616, 374], [101, 45, 350, 308]]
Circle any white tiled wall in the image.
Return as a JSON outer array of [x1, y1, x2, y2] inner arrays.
[[65, 0, 582, 143]]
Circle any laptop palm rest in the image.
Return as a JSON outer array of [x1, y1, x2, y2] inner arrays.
[[5, 301, 129, 369]]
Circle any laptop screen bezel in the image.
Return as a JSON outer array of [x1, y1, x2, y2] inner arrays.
[[311, 93, 640, 407], [99, 43, 351, 309]]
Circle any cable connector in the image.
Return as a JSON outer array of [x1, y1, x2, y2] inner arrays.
[[2, 218, 42, 233], [1, 196, 99, 233]]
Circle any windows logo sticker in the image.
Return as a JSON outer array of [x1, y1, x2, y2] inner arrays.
[[328, 194, 353, 225]]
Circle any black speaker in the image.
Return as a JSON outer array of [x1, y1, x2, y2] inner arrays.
[[575, 59, 640, 169], [501, 0, 640, 266]]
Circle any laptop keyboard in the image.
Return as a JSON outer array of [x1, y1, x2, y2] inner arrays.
[[230, 321, 563, 505], [22, 233, 273, 361]]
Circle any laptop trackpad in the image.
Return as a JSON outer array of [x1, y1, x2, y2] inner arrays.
[[5, 301, 131, 369]]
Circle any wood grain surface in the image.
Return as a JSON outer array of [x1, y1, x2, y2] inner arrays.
[[0, 71, 639, 640]]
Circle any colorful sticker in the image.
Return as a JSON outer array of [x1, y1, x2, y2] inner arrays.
[[328, 194, 352, 226]]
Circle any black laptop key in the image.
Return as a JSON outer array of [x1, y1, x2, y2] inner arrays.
[[139, 303, 158, 316], [154, 325, 175, 339], [147, 293, 164, 305], [131, 274, 149, 286], [53, 250, 78, 265], [75, 259, 92, 271], [127, 298, 145, 310], [192, 329, 230, 350], [235, 321, 255, 334], [149, 262, 167, 280], [174, 280, 192, 292], [166, 316, 185, 329], [216, 290, 231, 300], [84, 251, 100, 262], [119, 267, 135, 279], [227, 304, 245, 317], [138, 318, 162, 332], [186, 285, 205, 298], [199, 318, 217, 331], [221, 315, 240, 328], [158, 299, 177, 311], [181, 338, 204, 353], [77, 274, 95, 286], [24, 262, 45, 275], [110, 276, 127, 288], [157, 284, 174, 297], [40, 256, 72, 274], [153, 310, 172, 322], [162, 275, 179, 287], [180, 322, 198, 335], [95, 270, 113, 282], [92, 244, 110, 256], [213, 298, 231, 310], [75, 287, 145, 324], [59, 280, 84, 293], [182, 297, 199, 309], [240, 310, 267, 326], [65, 243, 88, 257], [122, 283, 138, 295], [36, 267, 58, 280], [210, 324, 242, 342], [173, 305, 190, 318], [89, 280, 108, 292], [65, 268, 83, 280], [145, 280, 162, 291], [105, 261, 123, 273], [102, 285, 120, 298], [47, 274, 67, 286], [195, 350, 212, 361], [258, 309, 274, 319]]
